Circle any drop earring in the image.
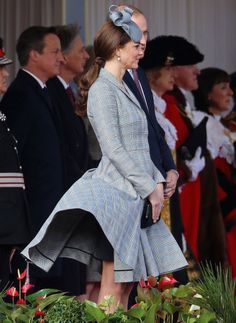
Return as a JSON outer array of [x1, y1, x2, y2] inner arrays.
[[117, 56, 120, 61]]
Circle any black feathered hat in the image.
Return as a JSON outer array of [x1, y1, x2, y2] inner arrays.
[[169, 35, 204, 65], [140, 35, 204, 70], [140, 36, 176, 70]]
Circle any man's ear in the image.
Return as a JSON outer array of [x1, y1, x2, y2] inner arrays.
[[29, 49, 40, 63], [62, 53, 68, 64]]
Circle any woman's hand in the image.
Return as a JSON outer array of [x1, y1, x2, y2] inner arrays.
[[148, 183, 164, 223], [164, 170, 179, 199]]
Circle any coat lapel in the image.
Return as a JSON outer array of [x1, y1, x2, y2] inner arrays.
[[100, 68, 142, 111], [123, 70, 149, 115], [18, 70, 54, 113]]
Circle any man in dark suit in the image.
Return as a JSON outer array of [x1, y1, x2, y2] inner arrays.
[[0, 26, 65, 289], [45, 24, 90, 295], [1, 26, 64, 233], [122, 6, 179, 199], [47, 24, 90, 190]]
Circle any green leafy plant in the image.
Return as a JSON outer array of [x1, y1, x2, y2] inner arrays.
[[135, 274, 217, 322], [1, 264, 235, 322], [46, 297, 86, 322], [191, 262, 236, 323]]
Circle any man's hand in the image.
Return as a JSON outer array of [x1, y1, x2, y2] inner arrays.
[[164, 170, 179, 199], [148, 183, 164, 223]]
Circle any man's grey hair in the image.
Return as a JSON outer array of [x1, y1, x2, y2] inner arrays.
[[54, 24, 81, 53]]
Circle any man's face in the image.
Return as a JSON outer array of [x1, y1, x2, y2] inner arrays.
[[63, 35, 89, 77], [174, 65, 200, 91], [0, 66, 9, 94], [35, 33, 63, 81], [131, 13, 148, 59]]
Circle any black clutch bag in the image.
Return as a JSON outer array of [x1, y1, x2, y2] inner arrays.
[[141, 199, 161, 229], [179, 116, 208, 160]]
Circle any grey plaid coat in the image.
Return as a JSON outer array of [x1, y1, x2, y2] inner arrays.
[[22, 69, 187, 282]]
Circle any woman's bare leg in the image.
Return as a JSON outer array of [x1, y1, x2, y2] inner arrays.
[[77, 282, 100, 302], [98, 261, 127, 312], [121, 282, 134, 310]]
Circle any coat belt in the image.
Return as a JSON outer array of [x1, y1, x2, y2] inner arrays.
[[0, 172, 25, 188]]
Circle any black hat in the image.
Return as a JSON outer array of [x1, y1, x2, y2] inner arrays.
[[140, 36, 176, 70], [140, 35, 204, 70], [0, 38, 12, 66], [169, 35, 204, 66]]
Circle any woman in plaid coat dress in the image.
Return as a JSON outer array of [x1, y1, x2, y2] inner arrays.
[[22, 7, 187, 310]]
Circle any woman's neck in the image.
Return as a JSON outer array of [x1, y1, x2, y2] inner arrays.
[[104, 60, 125, 82], [151, 84, 164, 97], [208, 106, 221, 116]]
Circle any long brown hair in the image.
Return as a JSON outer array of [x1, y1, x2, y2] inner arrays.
[[78, 20, 131, 115]]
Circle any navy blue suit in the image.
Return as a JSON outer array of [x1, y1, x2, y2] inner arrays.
[[1, 70, 64, 234], [47, 77, 90, 190], [124, 68, 176, 177], [45, 76, 90, 295]]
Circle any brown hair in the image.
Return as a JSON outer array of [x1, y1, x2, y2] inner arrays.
[[78, 20, 131, 115], [16, 26, 56, 66], [193, 67, 230, 113], [145, 67, 162, 85]]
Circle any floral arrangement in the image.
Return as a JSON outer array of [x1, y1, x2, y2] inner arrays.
[[0, 264, 235, 322]]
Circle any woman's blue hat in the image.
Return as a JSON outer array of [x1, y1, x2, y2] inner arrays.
[[109, 5, 142, 43]]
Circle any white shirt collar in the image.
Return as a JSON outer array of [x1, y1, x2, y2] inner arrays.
[[213, 114, 222, 121], [57, 75, 69, 89], [22, 68, 46, 89], [152, 90, 166, 113], [127, 69, 133, 78]]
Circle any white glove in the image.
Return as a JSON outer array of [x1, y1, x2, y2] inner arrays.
[[219, 142, 235, 165], [185, 147, 205, 181]]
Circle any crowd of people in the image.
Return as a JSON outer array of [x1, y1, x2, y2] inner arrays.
[[0, 3, 235, 310]]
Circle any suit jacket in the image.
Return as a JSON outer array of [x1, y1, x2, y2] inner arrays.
[[46, 77, 90, 190], [123, 67, 176, 177], [0, 114, 31, 244], [0, 70, 64, 233]]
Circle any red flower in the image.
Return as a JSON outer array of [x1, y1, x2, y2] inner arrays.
[[158, 276, 178, 291], [6, 287, 19, 297], [139, 277, 152, 289], [22, 283, 34, 294], [139, 277, 146, 288], [35, 310, 45, 317], [16, 299, 26, 305], [17, 268, 27, 280], [131, 303, 140, 309], [147, 276, 157, 287]]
